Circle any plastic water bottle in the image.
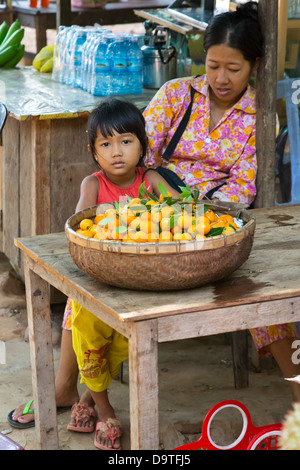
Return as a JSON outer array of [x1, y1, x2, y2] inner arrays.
[[107, 35, 128, 95], [91, 33, 115, 96], [81, 31, 97, 90], [85, 31, 106, 93], [52, 25, 66, 83], [70, 28, 89, 88], [62, 26, 78, 85], [126, 36, 143, 95]]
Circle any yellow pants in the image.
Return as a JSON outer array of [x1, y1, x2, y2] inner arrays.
[[71, 300, 129, 392]]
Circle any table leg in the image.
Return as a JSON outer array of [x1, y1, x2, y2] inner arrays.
[[24, 258, 59, 450], [128, 320, 159, 450]]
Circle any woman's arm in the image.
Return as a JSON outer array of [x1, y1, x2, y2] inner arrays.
[[75, 175, 99, 212], [143, 80, 180, 167], [146, 169, 180, 199], [213, 134, 257, 205]]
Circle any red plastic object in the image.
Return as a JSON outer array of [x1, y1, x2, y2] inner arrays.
[[29, 0, 38, 7], [41, 0, 50, 7], [0, 433, 24, 450], [175, 400, 282, 450]]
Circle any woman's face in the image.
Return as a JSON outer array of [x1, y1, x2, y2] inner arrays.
[[205, 43, 257, 106]]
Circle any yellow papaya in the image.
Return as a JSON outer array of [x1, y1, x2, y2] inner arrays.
[[33, 45, 54, 71], [40, 56, 53, 73]]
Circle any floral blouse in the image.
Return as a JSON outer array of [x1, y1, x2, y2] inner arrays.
[[144, 74, 259, 205]]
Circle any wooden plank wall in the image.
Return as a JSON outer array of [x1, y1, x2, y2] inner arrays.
[[2, 114, 98, 276]]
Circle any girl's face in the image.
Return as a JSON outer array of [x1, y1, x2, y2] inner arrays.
[[205, 43, 258, 107], [92, 129, 142, 184]]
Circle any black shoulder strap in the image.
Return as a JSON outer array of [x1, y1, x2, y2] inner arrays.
[[161, 83, 196, 162]]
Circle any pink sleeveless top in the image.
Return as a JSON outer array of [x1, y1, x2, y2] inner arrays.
[[93, 167, 152, 204]]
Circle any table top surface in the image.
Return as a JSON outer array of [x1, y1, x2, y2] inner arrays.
[[15, 204, 300, 322], [0, 66, 156, 120]]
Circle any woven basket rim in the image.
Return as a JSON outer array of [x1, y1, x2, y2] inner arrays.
[[65, 202, 256, 255]]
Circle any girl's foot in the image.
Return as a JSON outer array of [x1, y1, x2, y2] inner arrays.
[[67, 402, 96, 433], [94, 418, 122, 450]]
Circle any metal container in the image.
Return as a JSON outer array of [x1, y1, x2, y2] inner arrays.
[[141, 43, 177, 89]]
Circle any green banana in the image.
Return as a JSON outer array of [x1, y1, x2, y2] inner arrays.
[[0, 27, 24, 52], [0, 44, 18, 66], [1, 19, 20, 44], [2, 44, 25, 68], [0, 21, 9, 46]]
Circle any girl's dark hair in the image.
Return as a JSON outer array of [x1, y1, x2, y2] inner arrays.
[[203, 1, 263, 66], [87, 98, 148, 166]]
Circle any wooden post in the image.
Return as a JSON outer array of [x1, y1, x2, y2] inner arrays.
[[277, 0, 289, 80], [56, 0, 72, 29], [129, 320, 159, 449], [24, 258, 59, 450], [254, 0, 278, 208]]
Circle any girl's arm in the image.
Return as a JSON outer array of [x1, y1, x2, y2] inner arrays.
[[75, 174, 99, 212], [146, 169, 180, 199]]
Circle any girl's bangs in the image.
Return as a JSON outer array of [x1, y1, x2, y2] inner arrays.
[[98, 115, 134, 138]]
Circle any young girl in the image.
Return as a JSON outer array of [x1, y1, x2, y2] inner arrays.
[[68, 98, 180, 450]]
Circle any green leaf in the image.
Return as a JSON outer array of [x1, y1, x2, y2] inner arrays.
[[138, 181, 145, 200], [158, 181, 169, 197], [116, 225, 127, 234], [98, 216, 115, 226], [192, 188, 200, 203], [114, 200, 120, 213], [129, 204, 147, 214], [169, 213, 182, 228], [142, 185, 160, 202], [206, 227, 224, 237]]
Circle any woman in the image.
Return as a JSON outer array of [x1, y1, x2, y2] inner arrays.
[[144, 1, 300, 400]]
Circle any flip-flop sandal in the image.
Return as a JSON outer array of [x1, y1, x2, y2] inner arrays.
[[67, 402, 96, 433], [94, 418, 122, 450], [7, 399, 71, 429]]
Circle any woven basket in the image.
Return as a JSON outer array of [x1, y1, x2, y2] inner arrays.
[[65, 201, 256, 291]]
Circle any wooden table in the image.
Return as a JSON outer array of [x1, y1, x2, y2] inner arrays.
[[11, 0, 171, 56], [0, 66, 156, 278], [14, 204, 300, 449]]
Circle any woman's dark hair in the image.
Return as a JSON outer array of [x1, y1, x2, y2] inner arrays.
[[203, 1, 263, 66], [87, 98, 148, 166]]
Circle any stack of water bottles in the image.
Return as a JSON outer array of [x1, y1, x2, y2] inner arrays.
[[52, 25, 143, 95]]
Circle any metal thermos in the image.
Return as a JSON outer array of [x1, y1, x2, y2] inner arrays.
[[141, 26, 177, 89]]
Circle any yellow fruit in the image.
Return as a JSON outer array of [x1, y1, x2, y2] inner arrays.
[[119, 208, 135, 226], [222, 226, 235, 234], [94, 214, 105, 225], [40, 57, 53, 73], [173, 232, 192, 241], [159, 191, 172, 202], [148, 231, 159, 242], [80, 218, 93, 230], [204, 209, 218, 223], [195, 215, 211, 235], [176, 213, 193, 231], [160, 216, 172, 232], [159, 231, 173, 242], [130, 230, 148, 242], [33, 45, 54, 71]]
